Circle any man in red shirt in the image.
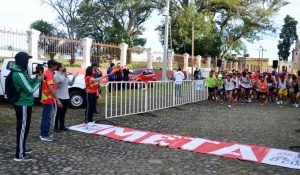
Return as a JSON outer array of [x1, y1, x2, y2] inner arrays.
[[40, 60, 61, 141]]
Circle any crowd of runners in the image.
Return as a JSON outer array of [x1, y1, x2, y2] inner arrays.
[[205, 69, 300, 108]]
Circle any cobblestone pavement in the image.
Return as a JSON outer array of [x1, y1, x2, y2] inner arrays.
[[0, 100, 300, 175]]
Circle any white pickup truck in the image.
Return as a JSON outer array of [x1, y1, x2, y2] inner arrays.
[[0, 58, 86, 108]]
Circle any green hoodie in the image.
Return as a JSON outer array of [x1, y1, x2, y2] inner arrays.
[[12, 65, 41, 106]]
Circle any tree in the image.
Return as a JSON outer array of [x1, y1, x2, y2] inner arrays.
[[77, 0, 154, 47], [42, 0, 81, 39], [156, 0, 288, 59], [30, 20, 62, 60], [30, 20, 56, 35], [42, 0, 82, 64], [76, 0, 155, 63], [277, 15, 298, 61]]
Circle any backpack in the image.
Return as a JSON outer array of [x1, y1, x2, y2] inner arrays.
[[5, 70, 21, 104]]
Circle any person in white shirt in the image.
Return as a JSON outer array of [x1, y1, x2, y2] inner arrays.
[[174, 68, 185, 96], [225, 74, 235, 108], [54, 63, 78, 132]]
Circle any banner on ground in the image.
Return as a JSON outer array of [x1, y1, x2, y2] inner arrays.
[[69, 124, 300, 170]]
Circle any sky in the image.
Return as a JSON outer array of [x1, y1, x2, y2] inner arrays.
[[0, 0, 300, 61]]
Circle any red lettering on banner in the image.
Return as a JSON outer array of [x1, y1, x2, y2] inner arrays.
[[140, 134, 183, 147], [209, 144, 259, 161], [180, 138, 220, 151], [70, 124, 299, 170], [94, 127, 149, 142]]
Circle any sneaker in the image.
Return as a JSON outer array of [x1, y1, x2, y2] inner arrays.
[[87, 121, 95, 126], [40, 136, 54, 142], [228, 105, 231, 108], [25, 148, 33, 154], [14, 155, 34, 162], [276, 101, 280, 105], [248, 99, 252, 103], [296, 104, 299, 108]]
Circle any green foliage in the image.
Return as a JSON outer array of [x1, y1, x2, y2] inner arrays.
[[76, 0, 154, 48], [30, 20, 56, 35], [156, 0, 288, 59], [277, 15, 298, 61]]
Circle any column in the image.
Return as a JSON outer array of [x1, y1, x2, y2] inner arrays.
[[183, 53, 189, 71], [146, 48, 153, 69], [120, 43, 128, 66], [167, 49, 174, 70], [196, 55, 202, 69], [26, 29, 41, 61], [230, 61, 233, 71], [81, 37, 93, 69]]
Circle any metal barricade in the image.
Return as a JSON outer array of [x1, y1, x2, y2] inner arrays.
[[105, 81, 147, 119], [105, 80, 208, 119]]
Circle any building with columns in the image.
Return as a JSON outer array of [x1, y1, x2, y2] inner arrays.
[[228, 54, 270, 72]]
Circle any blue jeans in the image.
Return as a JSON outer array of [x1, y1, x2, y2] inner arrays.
[[41, 104, 54, 137], [175, 84, 182, 96]]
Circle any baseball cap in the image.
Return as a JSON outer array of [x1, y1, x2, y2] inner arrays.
[[15, 52, 32, 61], [47, 60, 58, 67]]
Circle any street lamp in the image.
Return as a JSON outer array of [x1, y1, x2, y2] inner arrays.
[[162, 0, 170, 81]]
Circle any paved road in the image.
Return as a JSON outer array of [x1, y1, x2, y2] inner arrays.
[[0, 100, 299, 174]]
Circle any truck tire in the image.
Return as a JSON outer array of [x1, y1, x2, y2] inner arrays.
[[69, 91, 85, 109]]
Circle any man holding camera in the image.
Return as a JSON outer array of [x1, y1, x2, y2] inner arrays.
[[12, 52, 44, 161]]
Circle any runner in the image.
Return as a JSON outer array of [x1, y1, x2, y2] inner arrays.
[[217, 74, 225, 104], [295, 70, 300, 108], [277, 75, 288, 107], [258, 76, 268, 105], [266, 74, 275, 103], [240, 71, 252, 104], [291, 74, 299, 108], [225, 74, 235, 108], [232, 73, 240, 103], [251, 71, 259, 101], [205, 71, 217, 100]]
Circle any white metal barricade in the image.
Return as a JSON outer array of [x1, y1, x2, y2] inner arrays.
[[105, 81, 148, 119], [105, 80, 208, 119]]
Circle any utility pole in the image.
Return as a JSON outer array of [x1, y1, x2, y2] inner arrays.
[[191, 20, 194, 79], [162, 0, 170, 81]]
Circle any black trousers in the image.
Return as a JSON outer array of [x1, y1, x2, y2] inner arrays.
[[54, 99, 69, 129], [14, 105, 32, 159], [85, 93, 97, 123]]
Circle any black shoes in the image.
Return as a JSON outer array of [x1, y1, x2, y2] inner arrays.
[[60, 127, 69, 131], [53, 128, 61, 133], [94, 112, 101, 115]]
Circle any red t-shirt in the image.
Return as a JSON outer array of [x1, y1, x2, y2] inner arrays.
[[41, 70, 56, 104], [85, 76, 98, 95]]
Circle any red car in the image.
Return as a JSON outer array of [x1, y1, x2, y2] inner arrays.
[[129, 68, 156, 82]]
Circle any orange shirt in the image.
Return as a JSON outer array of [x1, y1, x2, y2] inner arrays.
[[85, 76, 99, 95], [41, 70, 56, 104], [259, 81, 268, 93]]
